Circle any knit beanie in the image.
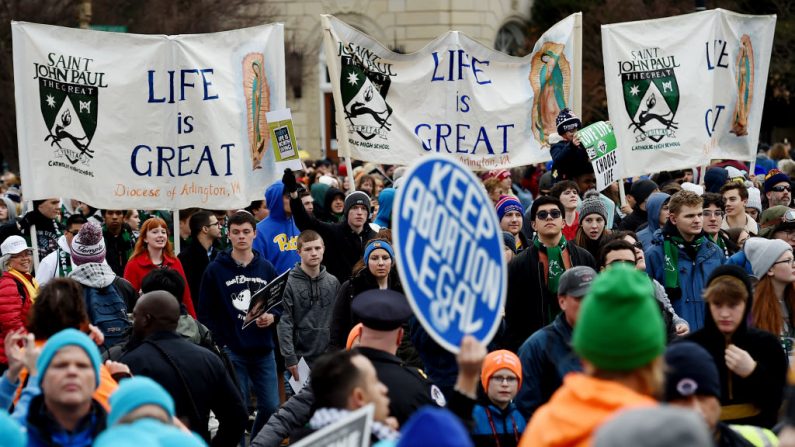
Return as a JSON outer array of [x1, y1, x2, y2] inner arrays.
[[94, 424, 160, 447], [680, 182, 705, 196], [593, 407, 712, 447], [495, 195, 524, 221], [538, 171, 554, 193], [629, 179, 658, 205], [764, 168, 790, 193], [37, 328, 102, 387], [572, 264, 665, 371], [663, 342, 721, 401], [108, 376, 176, 426], [578, 190, 607, 224], [704, 167, 728, 193], [397, 407, 474, 447], [363, 239, 394, 264], [480, 350, 522, 391], [745, 238, 792, 279], [555, 108, 582, 136], [70, 221, 106, 266], [0, 411, 26, 447], [746, 186, 762, 214], [344, 191, 371, 217]]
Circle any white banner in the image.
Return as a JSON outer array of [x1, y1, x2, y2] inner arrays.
[[12, 22, 299, 209], [321, 14, 580, 170], [602, 9, 775, 179]]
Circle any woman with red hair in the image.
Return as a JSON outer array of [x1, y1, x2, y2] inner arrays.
[[123, 217, 195, 317]]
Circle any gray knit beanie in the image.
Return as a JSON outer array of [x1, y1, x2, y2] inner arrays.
[[745, 237, 792, 279], [578, 190, 608, 225], [593, 407, 711, 447]]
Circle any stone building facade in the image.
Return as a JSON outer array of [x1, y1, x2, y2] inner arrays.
[[268, 0, 533, 160]]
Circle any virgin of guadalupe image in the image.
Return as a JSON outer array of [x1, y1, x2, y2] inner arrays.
[[243, 53, 271, 169], [530, 42, 571, 145], [731, 34, 754, 137]]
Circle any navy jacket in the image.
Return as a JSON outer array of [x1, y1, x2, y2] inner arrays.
[[198, 250, 278, 355]]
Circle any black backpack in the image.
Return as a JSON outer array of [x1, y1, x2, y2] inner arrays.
[[84, 283, 131, 348]]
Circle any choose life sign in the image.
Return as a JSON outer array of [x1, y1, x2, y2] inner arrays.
[[394, 155, 506, 353], [578, 121, 621, 192]]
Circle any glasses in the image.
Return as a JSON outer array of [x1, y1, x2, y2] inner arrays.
[[536, 210, 562, 220], [771, 185, 792, 193], [10, 250, 32, 259], [491, 375, 518, 385], [630, 240, 643, 249], [205, 221, 222, 228], [67, 229, 80, 236], [774, 258, 795, 266], [703, 210, 724, 218]]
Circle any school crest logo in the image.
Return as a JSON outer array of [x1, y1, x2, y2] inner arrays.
[[40, 79, 98, 165], [339, 44, 394, 141], [620, 51, 681, 144]]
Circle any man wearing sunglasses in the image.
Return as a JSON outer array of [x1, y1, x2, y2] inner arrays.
[[764, 169, 792, 208], [645, 191, 723, 332], [504, 196, 596, 352], [515, 266, 594, 419]]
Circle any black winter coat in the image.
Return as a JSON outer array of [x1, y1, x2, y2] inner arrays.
[[686, 294, 787, 429], [290, 196, 376, 284], [503, 240, 596, 353]]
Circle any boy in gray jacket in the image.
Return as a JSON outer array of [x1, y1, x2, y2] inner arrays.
[[278, 230, 340, 382]]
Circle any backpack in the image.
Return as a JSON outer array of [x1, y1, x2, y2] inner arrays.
[[84, 282, 132, 348]]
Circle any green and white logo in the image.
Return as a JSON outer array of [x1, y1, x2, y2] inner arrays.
[[619, 51, 680, 144], [338, 43, 394, 141], [39, 78, 98, 165]]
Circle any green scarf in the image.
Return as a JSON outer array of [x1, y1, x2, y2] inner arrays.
[[534, 236, 568, 293], [662, 234, 704, 289]]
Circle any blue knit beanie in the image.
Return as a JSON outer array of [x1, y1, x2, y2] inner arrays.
[[108, 377, 176, 426], [363, 239, 394, 264], [764, 168, 790, 193], [37, 328, 102, 387], [397, 407, 473, 447], [704, 167, 728, 193], [495, 195, 524, 221], [0, 411, 26, 447], [132, 419, 206, 446], [94, 425, 160, 447], [556, 108, 582, 136]]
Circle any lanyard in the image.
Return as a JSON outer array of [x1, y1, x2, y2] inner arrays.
[[485, 407, 519, 447]]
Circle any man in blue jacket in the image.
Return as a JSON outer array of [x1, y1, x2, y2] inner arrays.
[[645, 190, 723, 331], [514, 266, 593, 419], [198, 211, 278, 440], [253, 181, 300, 275]]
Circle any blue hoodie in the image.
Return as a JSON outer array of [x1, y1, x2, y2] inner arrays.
[[198, 250, 278, 355], [636, 192, 670, 249], [253, 181, 301, 274], [373, 188, 395, 228]]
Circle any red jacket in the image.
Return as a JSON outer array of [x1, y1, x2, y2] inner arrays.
[[123, 254, 196, 317], [0, 271, 34, 364]]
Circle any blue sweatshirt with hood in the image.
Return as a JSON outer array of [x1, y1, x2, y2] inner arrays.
[[254, 181, 301, 274], [636, 192, 671, 249], [198, 250, 279, 355], [373, 188, 395, 228]]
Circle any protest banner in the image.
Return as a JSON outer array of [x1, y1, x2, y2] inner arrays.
[[12, 22, 301, 209], [577, 121, 621, 192], [321, 13, 581, 171], [393, 155, 506, 354], [602, 9, 775, 178], [291, 404, 373, 447]]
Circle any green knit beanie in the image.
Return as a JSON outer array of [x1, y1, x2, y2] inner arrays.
[[572, 264, 665, 371]]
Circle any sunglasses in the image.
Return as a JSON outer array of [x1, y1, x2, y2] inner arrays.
[[771, 185, 792, 193], [607, 259, 637, 267], [536, 210, 562, 220]]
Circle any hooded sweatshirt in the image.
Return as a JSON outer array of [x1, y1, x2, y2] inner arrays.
[[636, 192, 670, 248], [310, 183, 330, 220], [277, 263, 340, 367], [373, 188, 395, 229], [323, 187, 345, 223], [198, 250, 278, 355], [520, 373, 656, 447], [254, 181, 301, 274]]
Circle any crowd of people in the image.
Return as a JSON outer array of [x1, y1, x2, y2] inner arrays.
[[2, 108, 795, 446]]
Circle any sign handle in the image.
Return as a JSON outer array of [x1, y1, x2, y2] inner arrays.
[[173, 209, 180, 255], [573, 12, 583, 117], [698, 164, 708, 185], [748, 159, 756, 179], [618, 179, 628, 208]]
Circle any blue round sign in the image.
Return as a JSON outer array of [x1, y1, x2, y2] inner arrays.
[[393, 155, 506, 353]]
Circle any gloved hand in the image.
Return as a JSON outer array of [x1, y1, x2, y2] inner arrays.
[[282, 168, 298, 194]]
